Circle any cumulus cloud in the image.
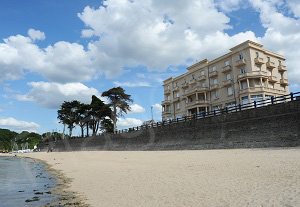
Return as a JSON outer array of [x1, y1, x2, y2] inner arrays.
[[28, 28, 46, 41], [15, 82, 101, 109], [0, 31, 98, 83], [117, 117, 143, 128], [0, 117, 40, 132], [113, 81, 151, 87], [214, 0, 244, 12], [128, 104, 145, 114]]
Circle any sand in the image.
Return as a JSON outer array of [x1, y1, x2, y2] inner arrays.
[[18, 148, 300, 207]]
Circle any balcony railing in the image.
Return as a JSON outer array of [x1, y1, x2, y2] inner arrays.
[[266, 61, 276, 69], [185, 86, 209, 96], [239, 86, 286, 95], [222, 65, 232, 73], [181, 82, 188, 88], [186, 100, 209, 107], [209, 71, 218, 77], [210, 84, 219, 90], [254, 57, 264, 65], [237, 71, 268, 80], [280, 78, 289, 85], [189, 79, 197, 85], [162, 100, 171, 105], [236, 59, 246, 67], [268, 76, 278, 83], [164, 89, 171, 94], [173, 97, 180, 102], [173, 86, 179, 92], [197, 75, 206, 81], [223, 79, 233, 87], [278, 65, 287, 72]]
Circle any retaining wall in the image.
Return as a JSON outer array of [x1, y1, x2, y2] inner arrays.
[[37, 100, 300, 151]]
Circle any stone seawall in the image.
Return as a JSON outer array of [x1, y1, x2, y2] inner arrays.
[[37, 100, 300, 152]]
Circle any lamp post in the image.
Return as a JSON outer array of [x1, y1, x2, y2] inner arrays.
[[151, 106, 154, 121]]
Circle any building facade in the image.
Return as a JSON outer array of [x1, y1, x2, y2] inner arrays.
[[162, 40, 289, 121]]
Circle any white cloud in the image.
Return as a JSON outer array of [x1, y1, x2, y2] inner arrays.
[[113, 81, 151, 87], [15, 82, 101, 109], [0, 31, 98, 83], [117, 117, 143, 128], [28, 28, 46, 41], [0, 117, 40, 132], [152, 103, 162, 114], [81, 29, 96, 38], [128, 104, 145, 114], [214, 0, 244, 12]]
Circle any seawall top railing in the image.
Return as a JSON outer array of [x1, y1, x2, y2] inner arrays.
[[114, 92, 300, 135]]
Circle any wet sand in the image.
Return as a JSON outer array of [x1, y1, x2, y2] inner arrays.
[[19, 148, 300, 207]]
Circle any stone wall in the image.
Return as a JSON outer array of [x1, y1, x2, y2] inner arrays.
[[37, 100, 300, 152]]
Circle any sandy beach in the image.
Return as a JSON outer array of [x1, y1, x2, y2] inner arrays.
[[17, 148, 300, 207]]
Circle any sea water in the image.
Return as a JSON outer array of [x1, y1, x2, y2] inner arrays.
[[0, 156, 58, 207]]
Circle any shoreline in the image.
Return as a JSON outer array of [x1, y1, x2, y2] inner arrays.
[[0, 153, 88, 207], [4, 147, 300, 206]]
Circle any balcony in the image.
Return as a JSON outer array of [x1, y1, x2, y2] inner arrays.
[[162, 110, 171, 115], [186, 100, 209, 108], [162, 100, 171, 105], [223, 79, 233, 87], [268, 76, 278, 83], [266, 61, 276, 69], [189, 79, 197, 85], [197, 75, 206, 81], [237, 71, 268, 80], [209, 71, 218, 78], [164, 89, 171, 94], [236, 58, 246, 67], [173, 86, 179, 92], [278, 65, 287, 72], [185, 86, 209, 96], [280, 78, 289, 86], [181, 82, 189, 88], [222, 65, 232, 73], [254, 57, 264, 65], [173, 97, 180, 102], [210, 84, 219, 90], [239, 87, 264, 95]]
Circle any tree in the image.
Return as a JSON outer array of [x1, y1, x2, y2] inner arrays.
[[102, 87, 133, 132], [89, 95, 112, 136], [57, 101, 81, 138], [77, 103, 91, 137]]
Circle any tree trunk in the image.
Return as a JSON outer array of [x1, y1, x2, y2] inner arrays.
[[62, 123, 66, 140], [113, 104, 117, 132], [81, 125, 84, 138], [86, 122, 89, 137], [69, 126, 73, 138]]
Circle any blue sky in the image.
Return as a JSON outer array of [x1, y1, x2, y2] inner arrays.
[[0, 0, 299, 134]]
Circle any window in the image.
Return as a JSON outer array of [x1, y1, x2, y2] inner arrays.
[[241, 81, 248, 89], [227, 87, 233, 95], [201, 82, 206, 87], [267, 57, 270, 62], [226, 102, 236, 108], [267, 70, 272, 76], [278, 60, 282, 65], [256, 52, 259, 57], [167, 95, 170, 100], [226, 73, 231, 80], [200, 70, 205, 76], [281, 85, 285, 91], [224, 60, 229, 66], [280, 72, 284, 79], [240, 67, 246, 74], [212, 66, 216, 71], [214, 90, 219, 99], [254, 65, 261, 71], [269, 83, 274, 89], [213, 78, 218, 85], [192, 74, 195, 79], [184, 78, 187, 83], [177, 103, 180, 110], [176, 92, 179, 98], [251, 94, 263, 103], [167, 85, 170, 90], [242, 96, 249, 105], [239, 53, 243, 60]]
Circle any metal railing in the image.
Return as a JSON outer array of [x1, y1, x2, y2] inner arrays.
[[114, 92, 300, 135]]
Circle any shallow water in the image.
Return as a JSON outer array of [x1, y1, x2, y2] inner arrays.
[[0, 156, 58, 207]]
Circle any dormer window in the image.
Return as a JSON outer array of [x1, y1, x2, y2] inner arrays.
[[192, 74, 195, 79], [224, 60, 229, 66], [256, 52, 259, 57], [239, 53, 243, 60]]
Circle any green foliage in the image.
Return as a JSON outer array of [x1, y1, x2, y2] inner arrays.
[[0, 129, 42, 150]]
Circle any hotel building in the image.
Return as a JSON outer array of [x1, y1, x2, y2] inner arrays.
[[162, 40, 289, 121]]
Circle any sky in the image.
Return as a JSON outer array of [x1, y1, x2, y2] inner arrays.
[[0, 0, 299, 134]]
